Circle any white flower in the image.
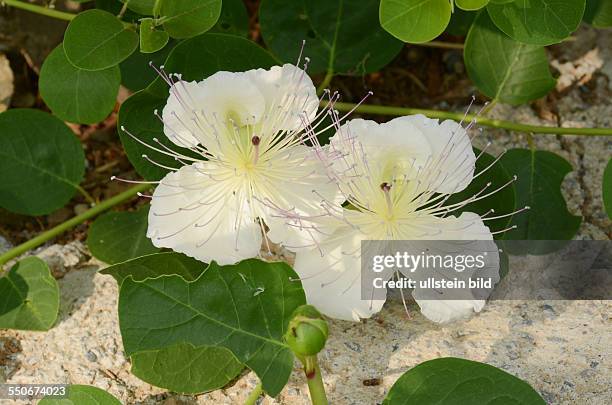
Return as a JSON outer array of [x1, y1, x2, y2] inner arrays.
[[290, 115, 515, 323], [120, 63, 341, 265]]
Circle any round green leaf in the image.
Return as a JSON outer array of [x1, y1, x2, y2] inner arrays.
[[88, 206, 161, 265], [464, 12, 556, 105], [456, 0, 489, 11], [603, 158, 612, 220], [39, 45, 120, 124], [131, 342, 243, 394], [140, 18, 170, 53], [39, 385, 121, 405], [161, 0, 222, 39], [445, 148, 515, 238], [500, 149, 582, 250], [379, 0, 452, 44], [0, 257, 59, 331], [486, 0, 586, 46], [119, 259, 306, 397], [100, 252, 208, 283], [119, 33, 278, 180], [211, 0, 249, 37], [584, 0, 612, 28], [120, 0, 156, 15], [119, 40, 176, 91], [0, 109, 85, 215], [64, 9, 139, 70], [383, 357, 545, 404], [261, 0, 403, 74]]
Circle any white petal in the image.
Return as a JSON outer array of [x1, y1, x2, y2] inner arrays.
[[329, 118, 433, 181], [413, 211, 494, 240], [293, 227, 387, 321], [408, 212, 499, 323], [147, 163, 262, 265], [415, 299, 485, 323], [395, 114, 476, 194], [245, 64, 318, 132], [162, 72, 265, 149], [263, 145, 342, 250]]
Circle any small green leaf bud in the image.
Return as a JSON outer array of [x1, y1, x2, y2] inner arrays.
[[284, 305, 329, 356]]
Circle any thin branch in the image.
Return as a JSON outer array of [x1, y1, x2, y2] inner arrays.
[[1, 0, 76, 21], [330, 101, 612, 136], [0, 183, 150, 267]]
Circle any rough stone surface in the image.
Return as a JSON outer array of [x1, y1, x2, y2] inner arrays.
[[0, 25, 611, 405], [33, 240, 90, 278], [0, 53, 13, 112]]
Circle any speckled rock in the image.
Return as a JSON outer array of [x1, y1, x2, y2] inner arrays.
[[33, 241, 90, 278]]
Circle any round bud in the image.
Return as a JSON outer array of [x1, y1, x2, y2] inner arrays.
[[284, 305, 329, 356]]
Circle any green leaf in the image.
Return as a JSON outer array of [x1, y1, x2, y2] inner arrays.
[[140, 18, 170, 53], [64, 9, 139, 70], [260, 0, 403, 74], [603, 158, 612, 219], [445, 148, 515, 237], [211, 0, 249, 37], [118, 259, 306, 396], [116, 88, 173, 180], [457, 0, 489, 11], [486, 0, 586, 46], [39, 385, 121, 405], [95, 0, 144, 23], [100, 252, 207, 283], [119, 40, 176, 91], [383, 357, 545, 404], [0, 109, 85, 216], [119, 33, 277, 180], [39, 45, 120, 124], [0, 257, 59, 331], [380, 0, 452, 44], [88, 206, 160, 265], [120, 0, 156, 15], [161, 0, 222, 39], [464, 12, 556, 105], [500, 149, 582, 248], [148, 33, 279, 95], [131, 342, 243, 394], [584, 0, 612, 28]]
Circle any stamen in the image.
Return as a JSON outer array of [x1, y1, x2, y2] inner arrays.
[[251, 135, 261, 165]]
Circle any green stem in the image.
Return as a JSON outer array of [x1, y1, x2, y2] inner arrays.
[[302, 356, 328, 405], [243, 382, 263, 405], [0, 183, 149, 267], [330, 101, 612, 136], [317, 70, 334, 95], [152, 0, 162, 18], [117, 0, 130, 19], [479, 98, 497, 117], [1, 0, 76, 21], [75, 185, 96, 205], [416, 40, 464, 50]]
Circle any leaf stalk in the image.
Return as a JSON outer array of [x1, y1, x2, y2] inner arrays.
[[330, 101, 612, 136], [1, 0, 76, 21], [243, 382, 264, 405], [298, 354, 329, 405], [0, 183, 150, 268]]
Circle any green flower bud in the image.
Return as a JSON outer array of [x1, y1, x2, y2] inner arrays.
[[284, 305, 329, 356]]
